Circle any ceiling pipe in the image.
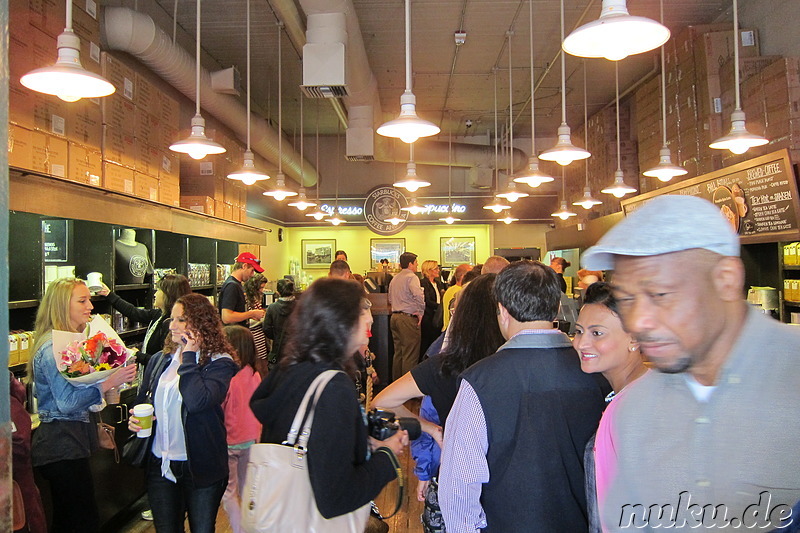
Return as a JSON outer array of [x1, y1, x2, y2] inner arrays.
[[103, 7, 318, 187]]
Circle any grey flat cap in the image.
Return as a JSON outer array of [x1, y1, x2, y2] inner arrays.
[[582, 195, 741, 270]]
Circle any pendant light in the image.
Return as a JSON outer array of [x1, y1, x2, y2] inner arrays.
[[498, 215, 520, 225], [540, 0, 590, 166], [169, 0, 226, 160], [562, 0, 670, 62], [227, 0, 269, 185], [289, 93, 318, 210], [393, 145, 431, 192], [377, 0, 440, 143], [484, 70, 512, 214], [264, 23, 298, 201], [439, 124, 461, 224], [601, 62, 637, 198], [401, 199, 426, 215], [643, 0, 687, 182], [709, 0, 768, 155], [497, 31, 529, 204], [306, 101, 329, 220], [573, 60, 602, 210], [552, 167, 577, 220], [328, 127, 345, 225], [21, 0, 115, 102], [385, 216, 406, 225], [514, 0, 554, 188]]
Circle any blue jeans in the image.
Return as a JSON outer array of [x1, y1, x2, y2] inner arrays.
[[147, 456, 227, 533]]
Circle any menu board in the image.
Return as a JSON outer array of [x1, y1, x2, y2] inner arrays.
[[42, 219, 69, 262], [622, 150, 800, 244]]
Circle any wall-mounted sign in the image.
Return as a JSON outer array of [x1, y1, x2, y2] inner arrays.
[[622, 150, 800, 244], [364, 186, 410, 235], [42, 219, 69, 262], [320, 204, 364, 216]]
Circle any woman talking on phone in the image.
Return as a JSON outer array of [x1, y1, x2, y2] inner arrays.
[[128, 293, 238, 533]]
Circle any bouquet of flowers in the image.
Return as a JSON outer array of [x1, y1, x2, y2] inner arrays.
[[54, 315, 137, 384]]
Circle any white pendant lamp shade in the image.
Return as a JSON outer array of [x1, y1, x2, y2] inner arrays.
[[288, 188, 317, 211], [227, 150, 269, 185], [170, 114, 226, 160], [573, 186, 602, 209], [439, 215, 461, 224], [385, 216, 406, 225], [514, 158, 555, 187], [551, 200, 577, 220], [483, 196, 512, 214], [328, 215, 345, 226], [262, 172, 298, 201], [377, 0, 440, 143], [710, 109, 769, 155], [539, 123, 591, 166], [563, 0, 670, 61], [498, 215, 519, 225], [602, 169, 637, 198], [401, 200, 426, 215], [497, 181, 529, 203], [21, 30, 115, 102], [643, 146, 688, 181], [306, 208, 329, 220], [394, 160, 431, 192]]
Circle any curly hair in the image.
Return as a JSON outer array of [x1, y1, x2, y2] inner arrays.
[[279, 278, 367, 377], [440, 274, 505, 377], [243, 273, 267, 309], [164, 293, 237, 366]]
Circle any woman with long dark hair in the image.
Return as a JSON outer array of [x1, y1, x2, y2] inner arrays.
[[250, 278, 406, 521], [372, 274, 506, 532], [128, 293, 238, 533]]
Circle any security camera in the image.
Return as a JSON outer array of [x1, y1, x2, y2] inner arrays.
[[465, 119, 473, 128]]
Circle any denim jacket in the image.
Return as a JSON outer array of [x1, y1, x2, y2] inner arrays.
[[33, 338, 103, 423]]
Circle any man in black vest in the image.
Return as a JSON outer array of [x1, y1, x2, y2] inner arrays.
[[439, 260, 607, 533]]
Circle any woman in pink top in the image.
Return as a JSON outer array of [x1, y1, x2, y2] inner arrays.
[[221, 325, 264, 533], [572, 282, 648, 532]]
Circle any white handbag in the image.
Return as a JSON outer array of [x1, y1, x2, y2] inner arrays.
[[240, 370, 371, 533]]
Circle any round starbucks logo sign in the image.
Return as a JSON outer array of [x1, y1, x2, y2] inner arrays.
[[364, 186, 409, 235]]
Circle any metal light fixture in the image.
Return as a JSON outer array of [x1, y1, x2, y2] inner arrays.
[[562, 0, 670, 61], [385, 216, 405, 225], [264, 24, 297, 201], [498, 215, 520, 224], [514, 0, 554, 188], [21, 0, 115, 102], [228, 0, 269, 185], [401, 199, 426, 215], [394, 145, 431, 192], [485, 71, 512, 215], [643, 0, 687, 182], [169, 0, 226, 160], [376, 0, 440, 143], [306, 101, 329, 220], [709, 0, 768, 155], [573, 60, 602, 210], [540, 0, 590, 166], [484, 196, 512, 214], [439, 124, 462, 224], [552, 167, 577, 219], [602, 62, 637, 198], [288, 189, 317, 211], [497, 31, 529, 204], [289, 95, 317, 211]]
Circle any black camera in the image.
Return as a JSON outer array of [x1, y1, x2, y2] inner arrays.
[[367, 409, 421, 441]]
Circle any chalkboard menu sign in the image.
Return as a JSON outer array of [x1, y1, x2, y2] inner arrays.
[[622, 150, 800, 244], [42, 219, 69, 262]]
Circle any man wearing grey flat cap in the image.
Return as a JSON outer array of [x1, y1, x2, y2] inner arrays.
[[582, 195, 800, 532]]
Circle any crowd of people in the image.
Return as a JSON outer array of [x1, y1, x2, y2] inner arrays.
[[16, 195, 800, 533]]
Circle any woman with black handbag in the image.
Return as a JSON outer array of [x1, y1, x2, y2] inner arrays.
[[250, 278, 407, 528], [127, 293, 238, 533]]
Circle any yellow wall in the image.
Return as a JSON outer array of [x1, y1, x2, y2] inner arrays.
[[492, 223, 552, 257]]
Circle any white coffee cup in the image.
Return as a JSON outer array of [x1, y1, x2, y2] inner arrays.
[[86, 272, 103, 292], [133, 403, 155, 438]]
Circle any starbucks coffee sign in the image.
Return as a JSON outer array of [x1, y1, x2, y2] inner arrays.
[[364, 186, 409, 235]]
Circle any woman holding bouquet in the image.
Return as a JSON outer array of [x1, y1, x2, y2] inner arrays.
[[31, 278, 137, 533], [128, 293, 238, 533]]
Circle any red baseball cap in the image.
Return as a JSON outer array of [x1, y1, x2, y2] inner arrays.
[[236, 252, 264, 273]]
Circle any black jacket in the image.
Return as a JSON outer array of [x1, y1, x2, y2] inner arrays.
[[263, 298, 296, 362], [106, 291, 167, 364]]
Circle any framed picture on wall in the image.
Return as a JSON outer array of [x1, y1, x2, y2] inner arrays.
[[302, 239, 336, 269], [370, 238, 405, 267], [440, 236, 476, 266]]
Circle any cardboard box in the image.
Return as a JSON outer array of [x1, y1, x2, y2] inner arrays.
[[29, 0, 99, 38], [101, 52, 135, 101], [102, 126, 136, 168], [223, 202, 234, 221], [180, 195, 215, 215], [135, 73, 160, 117], [103, 162, 135, 194], [159, 180, 181, 207], [31, 132, 68, 177], [159, 93, 180, 129], [101, 93, 136, 135], [67, 98, 102, 149], [8, 125, 34, 170], [134, 107, 160, 145], [134, 140, 161, 177], [9, 0, 30, 41], [32, 92, 68, 136], [134, 172, 160, 201], [67, 142, 102, 185], [159, 151, 180, 181]]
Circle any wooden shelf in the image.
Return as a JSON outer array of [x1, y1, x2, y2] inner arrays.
[[784, 265, 800, 270], [784, 300, 800, 307], [115, 284, 151, 291], [9, 299, 38, 309], [191, 284, 214, 290]]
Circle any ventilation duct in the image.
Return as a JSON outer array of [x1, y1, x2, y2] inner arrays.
[[346, 105, 374, 161], [301, 13, 348, 99]]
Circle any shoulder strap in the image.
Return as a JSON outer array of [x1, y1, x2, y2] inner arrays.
[[283, 370, 340, 447]]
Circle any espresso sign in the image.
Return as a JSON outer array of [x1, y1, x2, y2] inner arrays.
[[622, 150, 800, 244]]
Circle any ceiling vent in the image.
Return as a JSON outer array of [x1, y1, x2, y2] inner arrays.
[[301, 13, 348, 99], [346, 105, 374, 161]]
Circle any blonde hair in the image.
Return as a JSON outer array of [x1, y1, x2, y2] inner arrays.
[[420, 260, 439, 278], [32, 278, 87, 362]]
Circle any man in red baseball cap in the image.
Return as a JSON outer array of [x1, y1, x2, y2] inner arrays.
[[219, 252, 266, 326]]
